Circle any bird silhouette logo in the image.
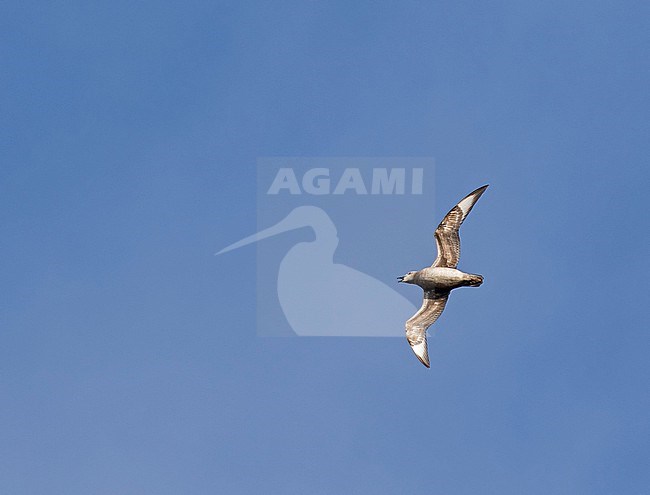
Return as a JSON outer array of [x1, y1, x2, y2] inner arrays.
[[217, 205, 417, 337]]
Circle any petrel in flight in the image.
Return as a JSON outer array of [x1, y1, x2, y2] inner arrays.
[[398, 185, 488, 368]]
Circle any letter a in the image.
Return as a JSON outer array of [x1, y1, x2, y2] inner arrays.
[[267, 168, 301, 195]]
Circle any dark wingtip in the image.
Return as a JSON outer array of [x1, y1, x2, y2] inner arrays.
[[472, 184, 489, 195], [417, 354, 431, 368]]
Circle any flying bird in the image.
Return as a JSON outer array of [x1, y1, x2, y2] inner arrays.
[[398, 185, 489, 368]]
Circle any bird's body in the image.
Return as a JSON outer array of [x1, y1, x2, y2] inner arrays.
[[409, 267, 483, 292], [398, 185, 489, 368]]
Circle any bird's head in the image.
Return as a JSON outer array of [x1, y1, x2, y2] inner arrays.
[[397, 271, 417, 284]]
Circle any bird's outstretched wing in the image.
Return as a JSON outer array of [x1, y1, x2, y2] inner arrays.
[[432, 185, 488, 268], [405, 290, 450, 368]]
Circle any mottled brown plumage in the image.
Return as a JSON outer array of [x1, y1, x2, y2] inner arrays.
[[399, 185, 488, 368]]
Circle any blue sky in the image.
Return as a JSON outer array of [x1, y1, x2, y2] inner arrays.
[[1, 1, 649, 493]]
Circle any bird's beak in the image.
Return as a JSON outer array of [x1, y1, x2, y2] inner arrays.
[[397, 276, 404, 283]]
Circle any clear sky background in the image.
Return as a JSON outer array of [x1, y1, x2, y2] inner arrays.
[[1, 2, 649, 494]]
